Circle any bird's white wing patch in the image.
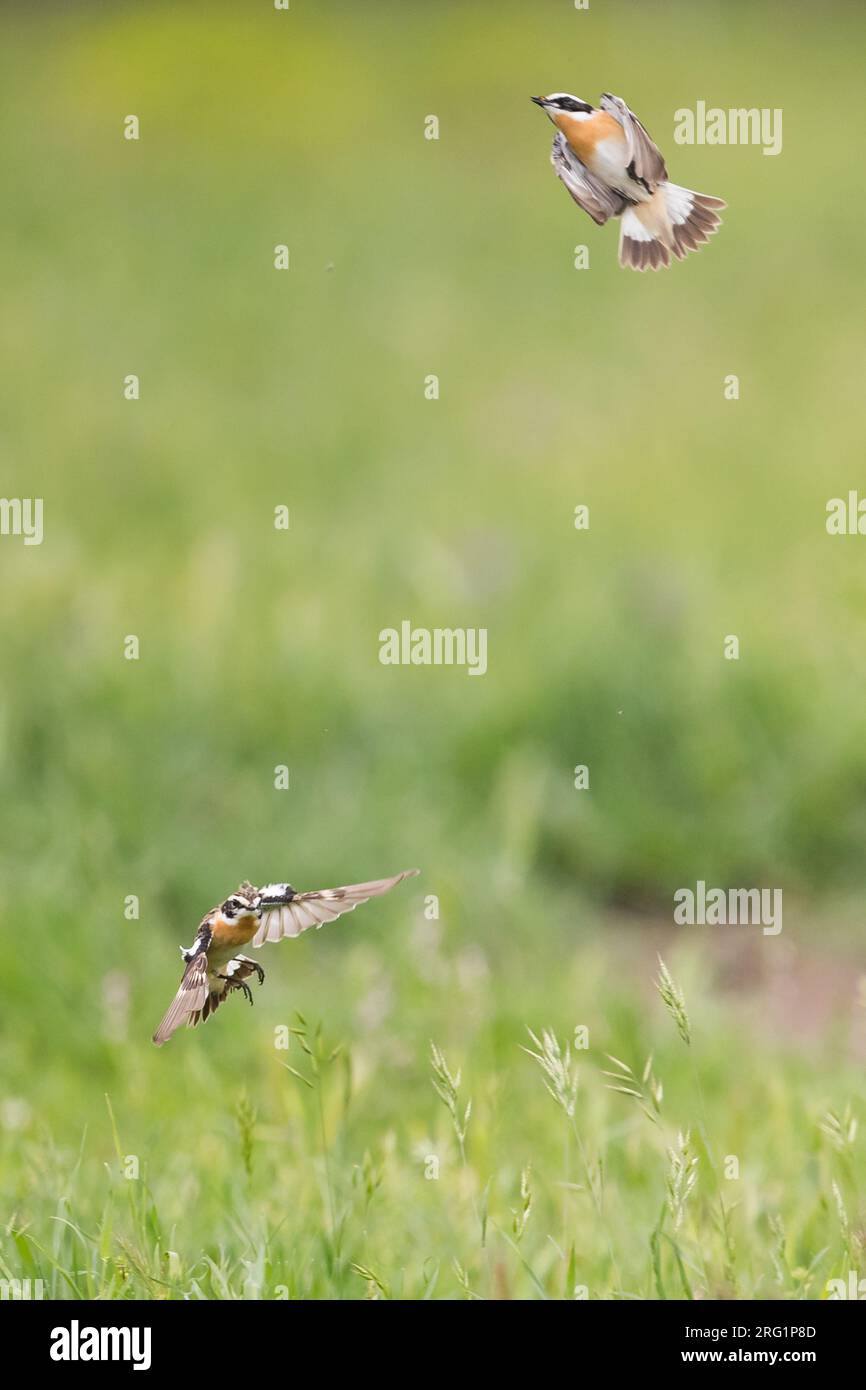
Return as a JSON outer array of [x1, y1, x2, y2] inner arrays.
[[600, 93, 667, 189], [257, 882, 292, 900], [550, 133, 625, 226], [252, 869, 419, 947]]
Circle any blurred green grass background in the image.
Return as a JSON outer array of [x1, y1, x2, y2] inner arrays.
[[1, 0, 865, 1298]]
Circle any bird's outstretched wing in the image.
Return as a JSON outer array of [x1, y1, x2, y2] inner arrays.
[[600, 93, 668, 190], [152, 953, 210, 1046], [550, 133, 625, 225], [252, 868, 419, 947]]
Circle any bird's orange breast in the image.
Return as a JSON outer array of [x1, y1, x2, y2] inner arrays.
[[553, 110, 624, 165], [212, 912, 259, 948]]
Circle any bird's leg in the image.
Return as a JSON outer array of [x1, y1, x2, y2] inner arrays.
[[219, 974, 254, 1005], [229, 954, 265, 985]]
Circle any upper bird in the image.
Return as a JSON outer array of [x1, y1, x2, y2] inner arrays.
[[152, 869, 418, 1045], [532, 92, 725, 270]]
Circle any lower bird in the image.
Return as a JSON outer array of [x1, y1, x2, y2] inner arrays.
[[532, 91, 725, 270], [152, 868, 418, 1045]]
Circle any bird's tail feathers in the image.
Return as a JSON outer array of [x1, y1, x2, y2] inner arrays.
[[619, 183, 725, 271]]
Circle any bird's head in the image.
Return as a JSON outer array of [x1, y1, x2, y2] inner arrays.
[[221, 883, 260, 921], [531, 93, 594, 121]]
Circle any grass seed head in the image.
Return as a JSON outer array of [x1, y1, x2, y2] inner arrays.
[[655, 957, 691, 1047], [430, 1041, 472, 1155], [522, 1028, 579, 1118], [666, 1129, 698, 1230]]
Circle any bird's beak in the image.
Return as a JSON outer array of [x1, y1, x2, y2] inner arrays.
[[531, 96, 547, 107]]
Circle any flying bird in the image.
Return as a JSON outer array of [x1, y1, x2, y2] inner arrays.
[[532, 92, 725, 270], [152, 869, 418, 1045]]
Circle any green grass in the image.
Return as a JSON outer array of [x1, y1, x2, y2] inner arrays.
[[1, 0, 865, 1299], [3, 952, 863, 1299]]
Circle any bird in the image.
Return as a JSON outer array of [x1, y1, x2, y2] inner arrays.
[[152, 868, 418, 1045], [531, 92, 725, 270]]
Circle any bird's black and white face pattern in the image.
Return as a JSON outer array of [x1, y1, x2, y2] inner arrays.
[[533, 92, 594, 115], [221, 886, 260, 921]]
